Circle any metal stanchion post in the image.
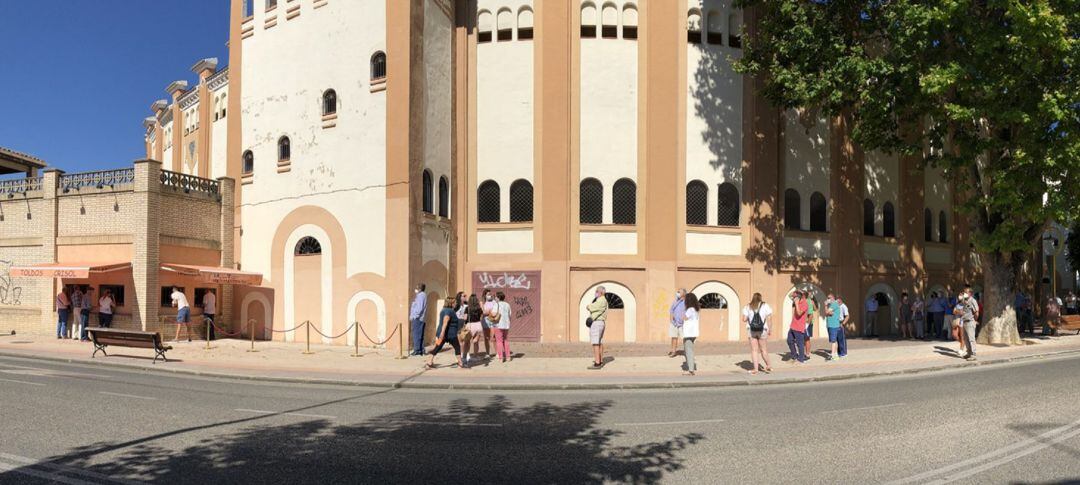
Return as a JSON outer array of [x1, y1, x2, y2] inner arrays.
[[302, 321, 314, 355], [246, 319, 259, 352], [395, 322, 406, 359], [204, 318, 212, 351], [351, 322, 361, 357]]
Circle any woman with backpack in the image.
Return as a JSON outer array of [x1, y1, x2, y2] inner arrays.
[[742, 292, 774, 374], [682, 292, 701, 376]]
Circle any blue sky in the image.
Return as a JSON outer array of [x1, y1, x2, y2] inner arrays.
[[0, 1, 229, 175]]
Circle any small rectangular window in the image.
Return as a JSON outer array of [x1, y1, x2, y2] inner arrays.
[[581, 25, 596, 38], [497, 28, 512, 41], [688, 31, 702, 44], [623, 26, 637, 40], [601, 25, 617, 39], [478, 31, 492, 43], [194, 288, 213, 309], [518, 27, 534, 40], [161, 287, 185, 308], [99, 285, 126, 307], [707, 32, 723, 45], [729, 34, 742, 48]]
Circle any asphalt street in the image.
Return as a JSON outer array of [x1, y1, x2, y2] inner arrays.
[[1, 353, 1078, 484]]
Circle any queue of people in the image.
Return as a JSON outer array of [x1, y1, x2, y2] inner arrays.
[[414, 286, 516, 369]]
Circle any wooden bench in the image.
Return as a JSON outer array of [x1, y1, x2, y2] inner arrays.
[[1048, 314, 1080, 336], [88, 328, 172, 363]]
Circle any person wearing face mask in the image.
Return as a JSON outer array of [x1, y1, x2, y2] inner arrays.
[[667, 289, 686, 358], [586, 286, 609, 369], [409, 283, 428, 356], [481, 289, 497, 359]]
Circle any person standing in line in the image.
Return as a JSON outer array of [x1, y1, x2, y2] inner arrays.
[[171, 287, 193, 342], [490, 291, 513, 363], [78, 287, 93, 341], [1065, 291, 1078, 316], [912, 294, 926, 340], [70, 287, 85, 341], [426, 296, 465, 370], [481, 289, 497, 357], [960, 287, 980, 360], [787, 291, 810, 363], [98, 289, 115, 329], [409, 283, 428, 356], [464, 294, 488, 365], [824, 293, 847, 360], [55, 287, 71, 339], [681, 292, 701, 376], [742, 293, 773, 374], [944, 292, 958, 341], [899, 292, 912, 339], [667, 289, 686, 358], [804, 295, 817, 357], [202, 289, 217, 341], [927, 292, 944, 340], [864, 295, 879, 338], [587, 286, 609, 369], [1044, 296, 1062, 336]]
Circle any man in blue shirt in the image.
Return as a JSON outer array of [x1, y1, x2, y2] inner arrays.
[[409, 283, 428, 356], [825, 293, 847, 360], [667, 289, 686, 358]]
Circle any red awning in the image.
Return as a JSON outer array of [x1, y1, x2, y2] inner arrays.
[[160, 263, 263, 286], [9, 262, 131, 279]]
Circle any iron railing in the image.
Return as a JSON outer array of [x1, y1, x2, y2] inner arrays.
[[59, 169, 135, 193], [0, 177, 43, 197], [159, 169, 219, 198]]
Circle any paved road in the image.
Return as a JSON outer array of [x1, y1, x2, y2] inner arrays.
[[1, 354, 1078, 484]]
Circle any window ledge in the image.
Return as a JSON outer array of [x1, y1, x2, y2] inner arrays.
[[924, 240, 951, 248], [321, 113, 338, 121], [686, 225, 742, 235], [321, 113, 338, 129], [370, 78, 387, 93], [477, 222, 533, 231], [783, 229, 831, 238], [579, 224, 636, 233], [265, 5, 278, 13], [276, 162, 291, 173], [240, 173, 253, 185]]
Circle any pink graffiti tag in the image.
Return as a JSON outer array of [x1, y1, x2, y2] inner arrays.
[[477, 272, 532, 290]]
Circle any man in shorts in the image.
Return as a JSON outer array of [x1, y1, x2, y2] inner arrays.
[[667, 289, 686, 357], [171, 287, 193, 342], [825, 293, 847, 360], [587, 286, 608, 369], [959, 287, 980, 360]]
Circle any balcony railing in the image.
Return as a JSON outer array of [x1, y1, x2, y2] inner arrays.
[[59, 169, 135, 193], [159, 169, 220, 198], [0, 176, 43, 197]]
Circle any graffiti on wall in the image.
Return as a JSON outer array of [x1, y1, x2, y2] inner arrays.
[[477, 271, 533, 290], [0, 260, 23, 306], [472, 271, 541, 342]]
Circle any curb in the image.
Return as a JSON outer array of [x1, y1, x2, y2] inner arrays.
[[0, 347, 1078, 391]]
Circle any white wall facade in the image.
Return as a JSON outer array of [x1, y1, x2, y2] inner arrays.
[[783, 110, 830, 231], [864, 150, 900, 236]]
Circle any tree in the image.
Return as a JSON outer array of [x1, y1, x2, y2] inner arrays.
[[1068, 221, 1080, 280], [735, 0, 1080, 345]]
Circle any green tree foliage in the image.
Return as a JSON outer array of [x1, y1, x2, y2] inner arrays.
[[736, 0, 1079, 344], [1068, 221, 1080, 277]]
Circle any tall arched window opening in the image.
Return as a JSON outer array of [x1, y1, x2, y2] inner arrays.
[[863, 199, 876, 236], [322, 89, 337, 116], [370, 51, 387, 81], [580, 2, 597, 38], [421, 170, 434, 214], [509, 179, 534, 222], [924, 208, 934, 242], [242, 150, 254, 174], [477, 180, 501, 223], [882, 202, 896, 238], [437, 176, 449, 218], [809, 192, 827, 232], [612, 178, 637, 224], [686, 181, 708, 225], [278, 136, 291, 162], [579, 178, 603, 224], [938, 210, 948, 243], [717, 182, 740, 226], [687, 10, 702, 43], [784, 189, 801, 231]]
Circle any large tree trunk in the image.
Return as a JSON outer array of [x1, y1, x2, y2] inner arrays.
[[977, 255, 1023, 345]]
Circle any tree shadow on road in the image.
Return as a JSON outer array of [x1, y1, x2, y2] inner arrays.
[[7, 394, 704, 484]]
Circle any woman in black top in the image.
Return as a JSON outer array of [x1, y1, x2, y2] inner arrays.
[[427, 296, 464, 370]]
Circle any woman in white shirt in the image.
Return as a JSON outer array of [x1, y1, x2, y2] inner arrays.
[[98, 289, 115, 328], [681, 293, 701, 376], [742, 292, 773, 375]]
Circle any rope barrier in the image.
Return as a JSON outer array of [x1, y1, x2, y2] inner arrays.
[[208, 319, 244, 338], [357, 321, 399, 346], [267, 323, 309, 333], [309, 322, 356, 340]]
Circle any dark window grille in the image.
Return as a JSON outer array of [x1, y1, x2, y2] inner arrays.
[[601, 25, 617, 38], [863, 199, 876, 236], [579, 178, 603, 224], [938, 210, 948, 243], [518, 27, 534, 40], [728, 33, 741, 48], [581, 25, 597, 38], [242, 150, 254, 174], [322, 89, 337, 115], [688, 29, 702, 43], [497, 28, 512, 41], [612, 178, 636, 225], [623, 26, 637, 39], [278, 137, 290, 162], [784, 188, 801, 230], [161, 287, 185, 308], [924, 208, 933, 242], [882, 202, 896, 238], [371, 51, 387, 80], [478, 31, 492, 43], [699, 293, 727, 309], [810, 192, 827, 232], [605, 293, 625, 309], [295, 236, 322, 255], [717, 182, 740, 226], [438, 176, 449, 218], [99, 285, 125, 307], [477, 180, 501, 223], [421, 170, 434, 214], [686, 180, 708, 225], [509, 179, 534, 222]]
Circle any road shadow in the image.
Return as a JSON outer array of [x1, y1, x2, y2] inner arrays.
[[6, 395, 705, 483], [933, 346, 966, 359]]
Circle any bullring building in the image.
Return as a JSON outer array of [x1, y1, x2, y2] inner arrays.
[[5, 0, 1045, 349]]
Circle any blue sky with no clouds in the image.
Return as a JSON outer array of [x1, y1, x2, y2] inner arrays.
[[0, 1, 229, 175]]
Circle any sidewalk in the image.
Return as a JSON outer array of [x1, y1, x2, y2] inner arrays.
[[0, 332, 1077, 390]]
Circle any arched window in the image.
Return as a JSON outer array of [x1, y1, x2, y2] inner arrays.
[[581, 2, 597, 38], [622, 4, 638, 39], [496, 8, 513, 41], [863, 199, 876, 236], [938, 210, 948, 243], [244, 0, 254, 17], [477, 180, 501, 223], [687, 10, 702, 43], [421, 170, 434, 214], [294, 236, 322, 255], [882, 202, 896, 238], [517, 7, 534, 40], [242, 150, 254, 174], [699, 293, 728, 309], [605, 292, 625, 309], [579, 178, 603, 224], [477, 10, 493, 43], [612, 178, 636, 225], [509, 179, 534, 222], [322, 89, 337, 116], [266, 0, 277, 9], [601, 3, 618, 39], [728, 10, 743, 47], [438, 176, 449, 218], [924, 208, 933, 242], [784, 189, 801, 231], [370, 51, 387, 81], [717, 182, 740, 226], [278, 136, 291, 162], [686, 180, 708, 225], [810, 192, 827, 232], [706, 11, 723, 44]]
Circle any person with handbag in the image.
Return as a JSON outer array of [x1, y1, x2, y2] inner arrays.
[[681, 292, 701, 376], [668, 289, 686, 357], [586, 286, 609, 369], [481, 289, 497, 358], [426, 296, 464, 370], [490, 291, 512, 363], [742, 292, 773, 374]]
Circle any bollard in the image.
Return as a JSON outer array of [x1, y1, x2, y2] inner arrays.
[[246, 319, 259, 352], [302, 321, 314, 355], [395, 322, 406, 359], [204, 317, 212, 351], [351, 322, 362, 357]]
